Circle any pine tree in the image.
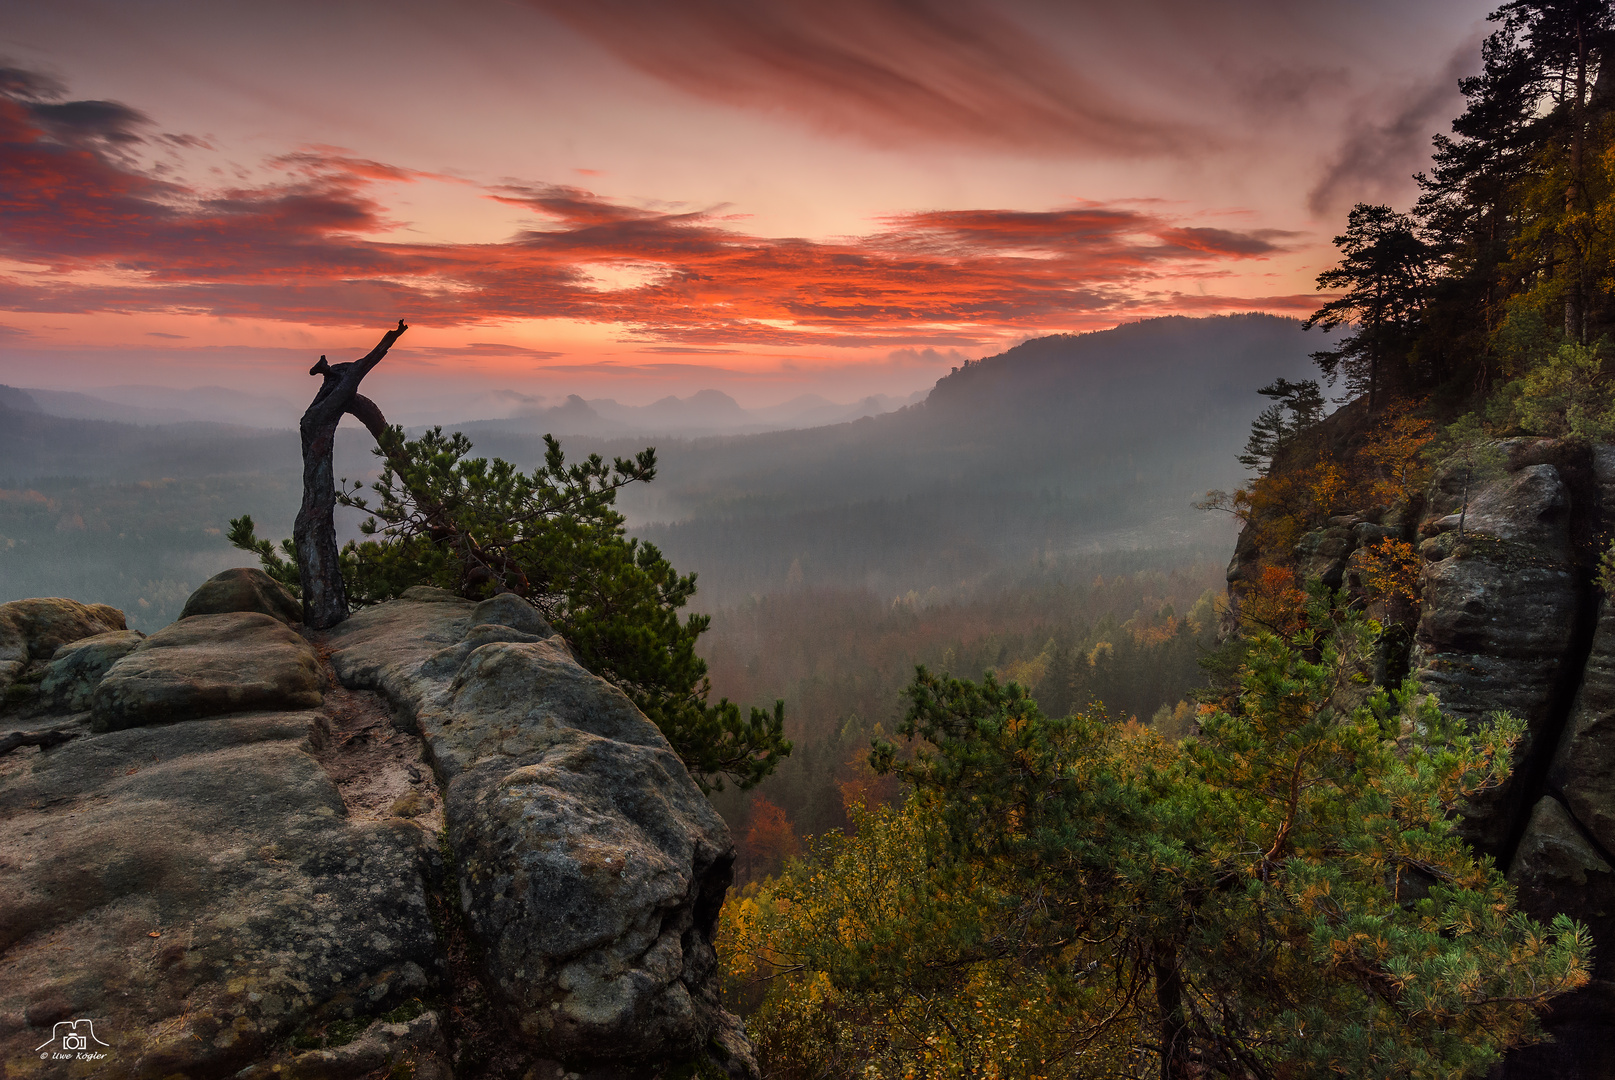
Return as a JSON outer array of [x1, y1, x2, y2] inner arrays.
[[725, 614, 1592, 1079], [1305, 205, 1433, 412]]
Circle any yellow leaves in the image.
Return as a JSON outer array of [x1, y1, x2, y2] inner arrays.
[[1359, 401, 1434, 507], [1309, 462, 1349, 515], [1354, 537, 1423, 613]]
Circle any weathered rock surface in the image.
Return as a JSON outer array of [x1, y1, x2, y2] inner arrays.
[[235, 1009, 453, 1080], [180, 566, 304, 626], [0, 711, 442, 1078], [37, 629, 145, 713], [327, 590, 754, 1075], [1378, 439, 1615, 1078], [1412, 455, 1584, 854], [92, 611, 323, 731], [1502, 797, 1615, 1080], [1549, 598, 1615, 857], [2, 575, 755, 1079], [0, 597, 125, 695]]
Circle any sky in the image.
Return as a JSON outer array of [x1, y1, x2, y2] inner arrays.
[[0, 0, 1496, 411]]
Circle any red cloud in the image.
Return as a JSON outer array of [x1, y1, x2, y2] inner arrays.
[[0, 75, 1298, 344], [526, 0, 1194, 156]]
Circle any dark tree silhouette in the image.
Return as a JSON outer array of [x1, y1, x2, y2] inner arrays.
[[295, 320, 408, 628], [1304, 205, 1430, 413]]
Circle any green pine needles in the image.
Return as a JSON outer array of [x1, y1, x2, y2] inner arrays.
[[230, 425, 788, 791], [723, 609, 1590, 1078]]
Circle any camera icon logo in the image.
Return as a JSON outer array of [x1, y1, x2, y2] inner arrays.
[[35, 1018, 110, 1054]]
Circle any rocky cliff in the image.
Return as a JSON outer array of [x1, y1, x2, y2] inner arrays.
[[1230, 438, 1615, 1078], [0, 569, 757, 1079]]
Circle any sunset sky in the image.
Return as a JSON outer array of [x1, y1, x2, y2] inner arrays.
[[1, 0, 1495, 410]]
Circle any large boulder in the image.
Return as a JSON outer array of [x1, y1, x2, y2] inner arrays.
[[0, 597, 125, 693], [1412, 458, 1581, 854], [327, 591, 755, 1075], [92, 612, 322, 731], [1510, 796, 1615, 931], [179, 567, 304, 626]]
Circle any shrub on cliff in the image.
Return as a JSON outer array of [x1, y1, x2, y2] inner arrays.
[[723, 610, 1590, 1078], [229, 425, 788, 791]]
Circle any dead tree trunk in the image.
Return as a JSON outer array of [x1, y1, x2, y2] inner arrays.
[[294, 320, 408, 628]]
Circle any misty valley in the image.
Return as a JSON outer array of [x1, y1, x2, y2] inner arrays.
[[0, 316, 1294, 841]]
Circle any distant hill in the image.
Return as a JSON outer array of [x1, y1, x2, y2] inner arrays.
[[444, 387, 927, 438], [0, 314, 1323, 623], [0, 399, 302, 482], [455, 314, 1323, 606], [11, 384, 302, 428], [0, 385, 40, 413]]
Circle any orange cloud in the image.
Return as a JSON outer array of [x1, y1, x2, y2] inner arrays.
[[0, 69, 1309, 347]]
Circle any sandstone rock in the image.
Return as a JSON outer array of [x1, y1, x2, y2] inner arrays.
[[451, 733, 731, 1060], [1511, 796, 1615, 892], [1508, 797, 1615, 979], [37, 629, 145, 713], [471, 591, 553, 637], [1412, 457, 1581, 854], [323, 591, 478, 726], [179, 566, 303, 626], [92, 612, 322, 732], [1430, 464, 1573, 553], [0, 597, 126, 692], [3, 589, 752, 1077], [1234, 436, 1615, 1076], [0, 711, 442, 1079], [1294, 524, 1355, 590], [327, 596, 750, 1073], [1550, 598, 1615, 856]]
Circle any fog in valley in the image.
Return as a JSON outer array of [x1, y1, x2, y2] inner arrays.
[[0, 313, 1317, 839]]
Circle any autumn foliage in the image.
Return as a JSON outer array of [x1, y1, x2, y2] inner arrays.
[[1239, 564, 1309, 637], [741, 795, 800, 881], [1355, 536, 1425, 615], [721, 617, 1589, 1078]]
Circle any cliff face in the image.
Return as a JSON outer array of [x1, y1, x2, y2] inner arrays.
[[1229, 439, 1615, 1078], [0, 570, 756, 1079]]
